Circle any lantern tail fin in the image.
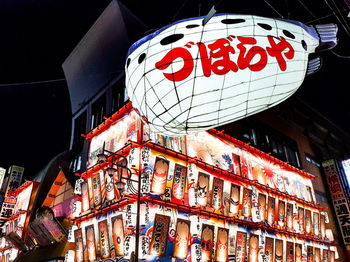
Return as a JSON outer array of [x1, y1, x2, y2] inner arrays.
[[306, 57, 322, 75], [314, 23, 338, 52]]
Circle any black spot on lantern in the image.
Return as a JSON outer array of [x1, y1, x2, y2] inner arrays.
[[283, 29, 295, 39], [221, 18, 245, 24], [138, 53, 146, 64], [160, 34, 184, 45], [301, 40, 307, 51], [257, 23, 272, 31], [186, 24, 200, 29], [126, 58, 131, 68]]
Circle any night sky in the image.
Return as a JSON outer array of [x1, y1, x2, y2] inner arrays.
[[0, 0, 349, 177]]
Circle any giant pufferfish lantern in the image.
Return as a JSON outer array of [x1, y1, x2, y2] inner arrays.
[[125, 14, 337, 136]]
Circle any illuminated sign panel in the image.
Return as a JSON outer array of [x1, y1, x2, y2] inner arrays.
[[75, 112, 337, 261], [323, 159, 350, 244], [126, 14, 337, 136], [0, 168, 6, 191]]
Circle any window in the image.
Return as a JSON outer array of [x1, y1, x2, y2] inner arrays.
[[240, 120, 302, 168], [72, 111, 86, 154], [305, 154, 321, 167], [111, 79, 127, 113], [91, 94, 106, 130], [71, 111, 87, 172]]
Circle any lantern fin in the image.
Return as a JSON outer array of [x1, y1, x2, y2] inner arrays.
[[306, 57, 322, 75], [314, 24, 338, 52]]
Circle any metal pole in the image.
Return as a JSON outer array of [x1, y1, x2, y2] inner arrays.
[[135, 167, 141, 261]]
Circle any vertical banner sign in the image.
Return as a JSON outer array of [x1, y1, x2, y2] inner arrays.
[[0, 168, 6, 192], [140, 203, 150, 226], [298, 207, 304, 234], [215, 227, 229, 262], [124, 235, 135, 260], [295, 244, 302, 262], [258, 194, 266, 222], [92, 173, 102, 208], [81, 182, 90, 213], [235, 231, 247, 262], [150, 214, 170, 257], [4, 165, 24, 197], [286, 203, 293, 231], [197, 173, 210, 207], [125, 204, 136, 228], [242, 188, 252, 218], [232, 154, 242, 176], [150, 158, 169, 195], [173, 218, 190, 259], [278, 200, 285, 227], [322, 159, 350, 244], [74, 229, 84, 262], [305, 209, 312, 234], [267, 197, 275, 225], [275, 239, 283, 262], [315, 247, 321, 262], [191, 243, 202, 261], [211, 177, 224, 211], [265, 237, 274, 262], [0, 166, 24, 220], [64, 250, 75, 262], [330, 251, 335, 262], [190, 215, 201, 236], [98, 220, 110, 259], [112, 215, 125, 257], [85, 225, 97, 262], [230, 184, 240, 216], [141, 166, 151, 194], [286, 242, 294, 262], [74, 178, 84, 195], [313, 212, 320, 236], [307, 246, 313, 262], [139, 235, 150, 259], [320, 214, 326, 238], [87, 178, 94, 209], [172, 164, 187, 200], [105, 173, 115, 201], [248, 234, 259, 262], [251, 186, 260, 222], [201, 224, 214, 262], [99, 171, 106, 203]]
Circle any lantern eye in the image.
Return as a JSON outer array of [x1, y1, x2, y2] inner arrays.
[[126, 58, 131, 68], [186, 24, 200, 29], [257, 23, 272, 31], [160, 34, 184, 45], [138, 53, 146, 64], [301, 40, 307, 51], [221, 18, 245, 24], [283, 29, 295, 39]]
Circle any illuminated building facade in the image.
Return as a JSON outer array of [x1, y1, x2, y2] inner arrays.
[[61, 1, 349, 261], [70, 104, 337, 261]]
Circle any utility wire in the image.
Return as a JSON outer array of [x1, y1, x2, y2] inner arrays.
[[263, 0, 284, 18], [0, 78, 66, 87]]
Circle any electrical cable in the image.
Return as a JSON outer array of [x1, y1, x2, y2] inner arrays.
[[263, 0, 284, 18], [0, 78, 66, 87]]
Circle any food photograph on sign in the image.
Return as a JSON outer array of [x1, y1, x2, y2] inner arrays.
[[173, 218, 190, 259], [248, 234, 258, 262]]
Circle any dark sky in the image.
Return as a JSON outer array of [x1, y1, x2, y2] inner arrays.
[[0, 0, 349, 177]]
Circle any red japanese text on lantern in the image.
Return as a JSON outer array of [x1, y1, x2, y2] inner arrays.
[[155, 35, 294, 82]]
